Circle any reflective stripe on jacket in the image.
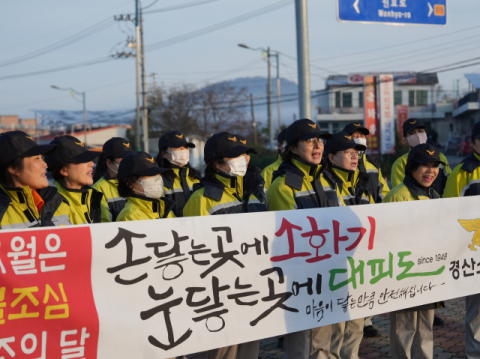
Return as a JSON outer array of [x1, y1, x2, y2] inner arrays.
[[116, 195, 175, 221], [329, 165, 375, 206], [183, 173, 267, 217], [266, 158, 344, 211], [261, 157, 283, 190], [0, 184, 71, 229], [162, 166, 200, 217], [444, 151, 480, 198], [55, 181, 103, 224], [358, 154, 389, 203], [391, 149, 451, 196], [92, 174, 126, 222]]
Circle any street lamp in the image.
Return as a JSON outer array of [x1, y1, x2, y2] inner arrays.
[[238, 43, 282, 150], [51, 85, 88, 146]]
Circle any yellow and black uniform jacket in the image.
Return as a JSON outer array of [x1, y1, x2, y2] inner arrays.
[[55, 180, 103, 225], [391, 148, 451, 196], [0, 183, 71, 229], [383, 174, 443, 311], [261, 157, 283, 190], [116, 195, 175, 221], [328, 165, 376, 206], [358, 153, 389, 203], [243, 164, 266, 206], [444, 151, 480, 198], [92, 173, 126, 222], [162, 165, 200, 217], [267, 157, 345, 211], [183, 173, 267, 217]]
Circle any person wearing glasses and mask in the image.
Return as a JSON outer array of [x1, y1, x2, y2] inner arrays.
[[156, 131, 200, 217], [323, 132, 374, 359], [92, 137, 133, 222], [391, 119, 450, 196], [266, 119, 340, 359], [116, 152, 175, 221], [0, 131, 71, 228], [261, 128, 287, 190], [183, 132, 265, 359], [343, 122, 389, 204], [383, 143, 445, 359], [44, 135, 103, 225]]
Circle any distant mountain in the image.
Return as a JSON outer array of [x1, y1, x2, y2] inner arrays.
[[202, 77, 304, 130]]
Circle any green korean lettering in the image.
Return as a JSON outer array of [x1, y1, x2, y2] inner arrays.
[[396, 251, 445, 281], [329, 257, 364, 291]]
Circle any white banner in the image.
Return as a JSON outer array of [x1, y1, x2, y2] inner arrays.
[[379, 74, 395, 155], [1, 197, 480, 358]]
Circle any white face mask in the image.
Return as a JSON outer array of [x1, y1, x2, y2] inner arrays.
[[166, 149, 190, 167], [354, 137, 367, 147], [221, 156, 247, 177], [134, 175, 164, 199], [406, 132, 427, 147]]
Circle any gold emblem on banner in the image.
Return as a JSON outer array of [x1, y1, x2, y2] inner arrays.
[[458, 219, 480, 251]]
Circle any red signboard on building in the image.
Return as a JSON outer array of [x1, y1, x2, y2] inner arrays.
[[363, 76, 379, 156]]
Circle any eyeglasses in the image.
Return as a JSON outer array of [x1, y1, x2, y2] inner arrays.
[[343, 150, 359, 158], [302, 137, 325, 147]]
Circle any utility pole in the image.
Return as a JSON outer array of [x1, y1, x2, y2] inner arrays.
[[267, 47, 274, 149], [295, 0, 311, 119], [274, 53, 282, 133], [134, 0, 141, 151], [140, 9, 149, 153], [250, 94, 257, 145]]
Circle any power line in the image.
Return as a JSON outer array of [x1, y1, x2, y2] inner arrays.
[[143, 0, 219, 14]]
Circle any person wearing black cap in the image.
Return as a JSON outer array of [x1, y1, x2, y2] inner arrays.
[[323, 132, 374, 359], [343, 122, 389, 204], [44, 135, 103, 225], [183, 131, 266, 217], [391, 118, 451, 195], [235, 134, 267, 212], [444, 121, 480, 358], [266, 119, 339, 359], [92, 137, 133, 222], [383, 143, 445, 359], [156, 131, 200, 217], [0, 131, 71, 228], [183, 132, 264, 359], [116, 152, 175, 221], [261, 128, 288, 189]]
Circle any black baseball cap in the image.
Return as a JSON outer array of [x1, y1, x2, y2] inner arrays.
[[407, 143, 445, 166], [117, 151, 172, 181], [471, 122, 480, 140], [103, 137, 133, 158], [204, 132, 257, 164], [286, 119, 333, 144], [325, 131, 367, 155], [278, 128, 287, 143], [403, 118, 426, 137], [44, 135, 101, 171], [158, 131, 195, 151], [0, 131, 57, 167], [343, 122, 370, 136]]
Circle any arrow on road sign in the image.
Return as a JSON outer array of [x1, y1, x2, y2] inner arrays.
[[428, 2, 433, 17], [353, 0, 360, 14]]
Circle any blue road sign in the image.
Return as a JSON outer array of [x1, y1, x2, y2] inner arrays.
[[337, 0, 447, 26]]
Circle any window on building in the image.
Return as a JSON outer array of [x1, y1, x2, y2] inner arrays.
[[416, 90, 428, 106], [408, 90, 415, 106], [394, 91, 402, 106], [359, 91, 364, 108], [342, 92, 352, 108], [335, 92, 341, 108]]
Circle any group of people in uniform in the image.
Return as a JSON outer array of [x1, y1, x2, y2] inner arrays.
[[0, 116, 479, 359]]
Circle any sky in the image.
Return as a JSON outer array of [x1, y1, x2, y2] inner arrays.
[[1, 0, 480, 123]]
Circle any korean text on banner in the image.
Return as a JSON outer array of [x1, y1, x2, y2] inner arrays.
[[379, 74, 395, 155], [363, 76, 379, 155], [397, 105, 409, 146], [0, 226, 99, 359]]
